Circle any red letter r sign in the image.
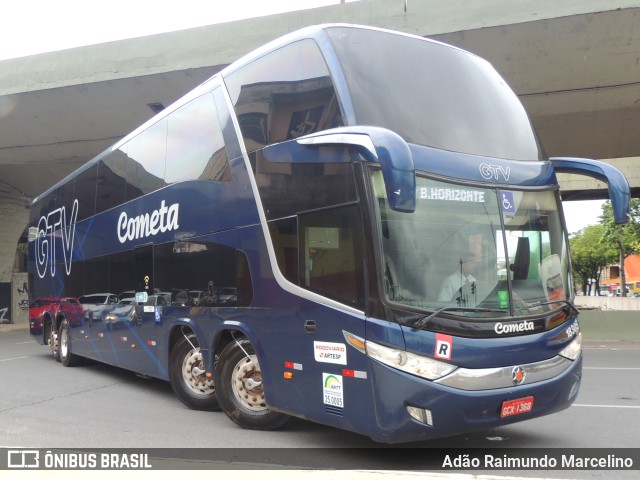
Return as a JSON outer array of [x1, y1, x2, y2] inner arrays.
[[434, 334, 453, 361]]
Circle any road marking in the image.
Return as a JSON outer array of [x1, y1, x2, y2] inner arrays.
[[584, 367, 640, 370], [15, 340, 36, 345], [0, 356, 27, 362], [574, 403, 640, 409]]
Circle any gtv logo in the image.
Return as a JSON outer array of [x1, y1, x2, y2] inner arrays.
[[35, 199, 78, 279], [479, 163, 511, 182]]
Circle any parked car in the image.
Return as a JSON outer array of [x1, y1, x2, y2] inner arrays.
[[78, 293, 119, 323], [28, 297, 83, 340], [188, 290, 206, 306], [216, 287, 237, 305], [103, 300, 136, 329]]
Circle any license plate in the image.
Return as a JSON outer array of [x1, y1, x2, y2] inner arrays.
[[500, 396, 534, 418]]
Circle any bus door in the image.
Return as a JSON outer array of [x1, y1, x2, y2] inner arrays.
[[267, 203, 370, 421], [128, 245, 160, 376]]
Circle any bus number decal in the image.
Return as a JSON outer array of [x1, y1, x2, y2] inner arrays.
[[565, 320, 580, 340], [314, 341, 347, 365], [323, 373, 343, 408]]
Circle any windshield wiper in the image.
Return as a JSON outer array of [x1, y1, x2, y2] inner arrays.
[[519, 298, 580, 316], [412, 306, 508, 330]]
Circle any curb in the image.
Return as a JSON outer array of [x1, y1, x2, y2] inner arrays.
[[0, 323, 28, 333], [1, 309, 638, 343]]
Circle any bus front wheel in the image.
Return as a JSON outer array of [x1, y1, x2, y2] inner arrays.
[[215, 339, 289, 431], [169, 334, 220, 411]]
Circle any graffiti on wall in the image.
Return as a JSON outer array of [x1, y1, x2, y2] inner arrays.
[[0, 283, 11, 324]]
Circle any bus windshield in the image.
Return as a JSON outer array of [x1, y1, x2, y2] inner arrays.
[[373, 171, 571, 318]]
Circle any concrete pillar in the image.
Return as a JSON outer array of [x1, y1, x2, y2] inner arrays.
[[0, 185, 30, 324], [12, 273, 28, 325]]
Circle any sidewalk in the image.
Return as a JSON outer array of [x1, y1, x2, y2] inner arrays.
[[578, 310, 640, 345], [0, 322, 28, 333]]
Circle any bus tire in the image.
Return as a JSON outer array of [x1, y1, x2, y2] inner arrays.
[[47, 320, 61, 362], [59, 319, 81, 367], [169, 334, 220, 411], [215, 339, 289, 431]]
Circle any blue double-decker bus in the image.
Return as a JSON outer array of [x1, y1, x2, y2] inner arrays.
[[28, 24, 630, 443]]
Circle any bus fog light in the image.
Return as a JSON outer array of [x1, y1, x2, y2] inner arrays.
[[559, 333, 582, 360], [407, 406, 433, 426]]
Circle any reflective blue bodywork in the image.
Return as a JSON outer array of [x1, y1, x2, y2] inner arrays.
[[28, 24, 628, 443]]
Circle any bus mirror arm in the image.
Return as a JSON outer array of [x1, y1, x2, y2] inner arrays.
[[549, 157, 631, 224], [297, 126, 416, 213]]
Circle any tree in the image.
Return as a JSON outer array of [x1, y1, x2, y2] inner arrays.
[[599, 198, 640, 297], [569, 224, 617, 295]]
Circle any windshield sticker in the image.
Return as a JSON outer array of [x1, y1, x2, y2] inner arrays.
[[314, 341, 347, 365], [499, 190, 524, 224], [434, 333, 453, 360], [323, 373, 344, 408], [500, 191, 516, 214], [498, 290, 509, 309]]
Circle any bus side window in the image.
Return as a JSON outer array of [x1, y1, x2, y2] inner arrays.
[[224, 38, 343, 153], [96, 146, 127, 214], [153, 235, 246, 307], [269, 217, 299, 285], [125, 118, 167, 202], [73, 164, 98, 222], [299, 205, 364, 309], [166, 92, 231, 184]]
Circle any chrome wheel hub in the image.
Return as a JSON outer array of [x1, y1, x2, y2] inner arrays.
[[231, 354, 266, 411]]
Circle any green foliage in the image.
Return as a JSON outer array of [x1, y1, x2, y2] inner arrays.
[[597, 198, 640, 296], [599, 198, 640, 258], [569, 224, 617, 294]]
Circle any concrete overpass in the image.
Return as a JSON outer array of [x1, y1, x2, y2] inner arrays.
[[1, 0, 640, 321]]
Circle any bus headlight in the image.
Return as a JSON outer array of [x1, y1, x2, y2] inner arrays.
[[365, 340, 457, 380], [558, 333, 582, 360]]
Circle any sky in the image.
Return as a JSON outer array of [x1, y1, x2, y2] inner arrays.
[[562, 199, 605, 235], [0, 0, 608, 234], [0, 0, 354, 61]]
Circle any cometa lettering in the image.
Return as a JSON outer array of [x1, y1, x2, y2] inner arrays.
[[494, 321, 535, 335], [117, 200, 179, 244]]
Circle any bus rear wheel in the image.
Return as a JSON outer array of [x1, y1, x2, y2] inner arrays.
[[47, 321, 60, 362], [169, 334, 220, 411], [59, 319, 81, 367], [215, 339, 289, 431]]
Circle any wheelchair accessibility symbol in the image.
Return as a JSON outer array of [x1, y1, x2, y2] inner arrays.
[[501, 191, 516, 213]]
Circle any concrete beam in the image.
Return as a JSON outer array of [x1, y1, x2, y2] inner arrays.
[[2, 0, 639, 95]]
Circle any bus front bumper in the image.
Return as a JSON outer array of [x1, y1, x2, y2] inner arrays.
[[365, 354, 582, 444]]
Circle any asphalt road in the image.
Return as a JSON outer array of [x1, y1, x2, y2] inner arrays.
[[1, 329, 638, 478]]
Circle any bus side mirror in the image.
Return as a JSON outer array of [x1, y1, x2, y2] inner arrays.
[[550, 157, 630, 224], [297, 126, 416, 213]]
